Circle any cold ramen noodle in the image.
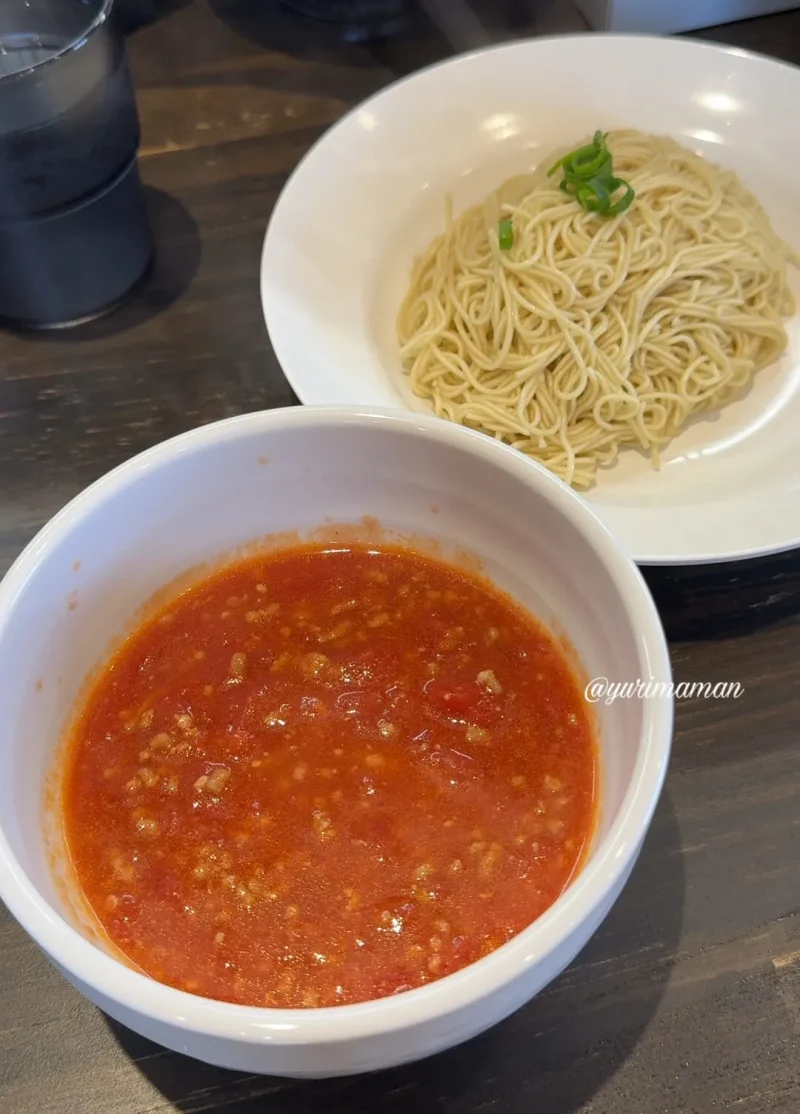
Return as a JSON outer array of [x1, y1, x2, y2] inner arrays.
[[62, 543, 597, 1008], [398, 130, 799, 489]]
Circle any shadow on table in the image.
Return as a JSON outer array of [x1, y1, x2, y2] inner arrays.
[[105, 790, 684, 1114], [642, 549, 800, 642], [15, 187, 201, 344]]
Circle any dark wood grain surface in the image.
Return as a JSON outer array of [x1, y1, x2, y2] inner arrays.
[[2, 2, 800, 1111]]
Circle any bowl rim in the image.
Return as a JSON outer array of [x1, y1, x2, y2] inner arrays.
[[0, 405, 673, 1046]]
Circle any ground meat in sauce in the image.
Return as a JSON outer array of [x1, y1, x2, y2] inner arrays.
[[62, 543, 597, 1008]]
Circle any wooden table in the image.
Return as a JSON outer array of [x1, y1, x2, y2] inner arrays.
[[2, 2, 800, 1110]]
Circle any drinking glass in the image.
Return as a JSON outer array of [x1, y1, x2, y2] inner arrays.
[[0, 0, 152, 328]]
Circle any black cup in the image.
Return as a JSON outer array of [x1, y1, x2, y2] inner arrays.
[[281, 0, 405, 41], [0, 0, 152, 329]]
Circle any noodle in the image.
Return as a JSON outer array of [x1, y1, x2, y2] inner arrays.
[[397, 130, 798, 489]]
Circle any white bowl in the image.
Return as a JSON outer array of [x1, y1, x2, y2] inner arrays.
[[0, 406, 672, 1078]]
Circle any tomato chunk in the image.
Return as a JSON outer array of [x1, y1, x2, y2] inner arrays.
[[425, 679, 482, 716]]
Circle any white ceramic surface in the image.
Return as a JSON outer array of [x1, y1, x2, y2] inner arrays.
[[0, 407, 672, 1077], [261, 35, 800, 565]]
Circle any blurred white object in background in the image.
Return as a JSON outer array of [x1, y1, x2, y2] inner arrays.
[[576, 0, 798, 33]]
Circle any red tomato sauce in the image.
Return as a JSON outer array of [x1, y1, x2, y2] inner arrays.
[[62, 544, 597, 1008]]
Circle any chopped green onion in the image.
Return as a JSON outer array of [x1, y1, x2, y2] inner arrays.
[[548, 131, 634, 219], [498, 218, 514, 251], [576, 179, 610, 212], [549, 131, 610, 181], [606, 179, 635, 216]]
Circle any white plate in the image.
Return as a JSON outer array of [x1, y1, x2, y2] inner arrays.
[[261, 34, 800, 565]]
